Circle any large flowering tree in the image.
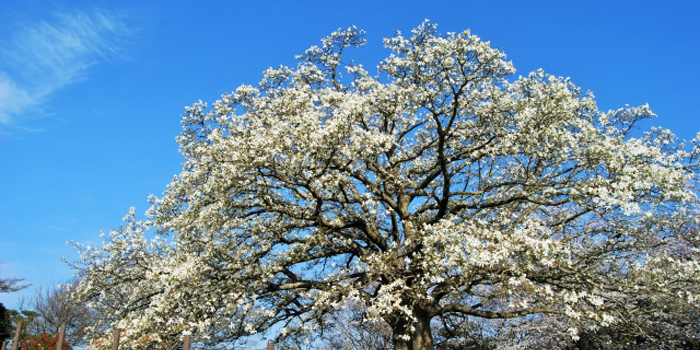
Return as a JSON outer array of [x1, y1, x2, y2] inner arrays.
[[74, 22, 700, 350]]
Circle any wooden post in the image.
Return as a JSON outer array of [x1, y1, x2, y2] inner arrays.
[[2, 340, 7, 350], [267, 341, 274, 350], [182, 334, 192, 350], [56, 323, 66, 350], [10, 321, 21, 350], [111, 327, 122, 350]]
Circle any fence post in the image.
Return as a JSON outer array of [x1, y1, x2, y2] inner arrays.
[[2, 340, 7, 350], [267, 341, 274, 350], [182, 334, 192, 350], [111, 327, 122, 350], [56, 323, 66, 350], [10, 321, 21, 350]]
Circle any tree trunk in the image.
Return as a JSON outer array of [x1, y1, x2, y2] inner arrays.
[[391, 307, 434, 350]]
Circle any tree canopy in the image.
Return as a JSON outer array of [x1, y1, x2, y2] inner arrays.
[[74, 22, 700, 350], [0, 303, 12, 342], [1, 263, 27, 294]]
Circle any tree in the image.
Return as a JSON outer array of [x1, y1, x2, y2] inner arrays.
[[0, 263, 28, 344], [0, 278, 26, 294], [0, 303, 12, 342], [319, 302, 393, 350], [432, 315, 496, 350], [1, 263, 28, 294], [17, 282, 94, 347], [8, 310, 40, 330], [74, 21, 700, 350]]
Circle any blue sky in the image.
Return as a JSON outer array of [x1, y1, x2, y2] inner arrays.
[[1, 0, 699, 308]]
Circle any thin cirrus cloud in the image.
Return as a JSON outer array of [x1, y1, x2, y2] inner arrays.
[[0, 8, 133, 125]]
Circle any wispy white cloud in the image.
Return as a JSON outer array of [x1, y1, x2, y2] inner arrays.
[[0, 8, 133, 125], [0, 72, 33, 123]]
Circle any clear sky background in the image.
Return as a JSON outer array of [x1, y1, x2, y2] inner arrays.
[[1, 0, 699, 308]]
